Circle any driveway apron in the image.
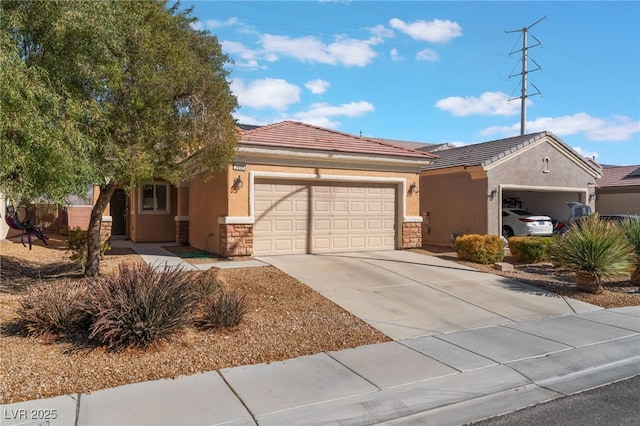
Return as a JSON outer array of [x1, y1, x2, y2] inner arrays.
[[258, 251, 600, 340]]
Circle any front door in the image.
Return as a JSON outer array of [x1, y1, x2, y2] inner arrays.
[[110, 189, 126, 236]]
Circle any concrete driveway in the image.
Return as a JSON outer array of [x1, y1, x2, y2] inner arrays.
[[258, 250, 600, 340]]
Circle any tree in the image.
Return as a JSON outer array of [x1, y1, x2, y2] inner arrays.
[[1, 0, 238, 276], [0, 11, 96, 204]]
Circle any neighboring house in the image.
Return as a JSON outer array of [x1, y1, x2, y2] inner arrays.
[[103, 121, 436, 256], [418, 132, 602, 245], [595, 165, 640, 215]]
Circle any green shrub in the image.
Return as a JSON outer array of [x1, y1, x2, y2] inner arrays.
[[84, 262, 198, 350], [619, 218, 640, 285], [196, 289, 247, 330], [18, 280, 90, 336], [66, 227, 110, 267], [619, 218, 640, 257], [550, 214, 634, 293], [455, 234, 504, 264], [508, 236, 555, 263]]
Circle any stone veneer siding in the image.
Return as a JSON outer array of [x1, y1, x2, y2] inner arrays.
[[219, 224, 253, 257], [100, 219, 112, 244], [176, 220, 189, 245], [402, 222, 422, 249]]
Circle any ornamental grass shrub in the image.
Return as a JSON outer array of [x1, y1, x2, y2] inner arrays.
[[191, 269, 221, 299], [18, 280, 90, 337], [454, 234, 504, 264], [84, 262, 199, 350], [196, 289, 247, 330], [508, 236, 555, 263], [619, 218, 640, 285], [549, 214, 634, 293]]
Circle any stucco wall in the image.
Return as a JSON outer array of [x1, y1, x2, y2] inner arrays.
[[129, 182, 178, 242], [188, 171, 228, 253], [420, 171, 488, 245], [596, 189, 640, 215]]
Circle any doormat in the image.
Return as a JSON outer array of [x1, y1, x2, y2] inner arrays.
[[178, 251, 215, 259]]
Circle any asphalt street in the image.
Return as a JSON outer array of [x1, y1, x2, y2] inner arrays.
[[472, 375, 640, 426]]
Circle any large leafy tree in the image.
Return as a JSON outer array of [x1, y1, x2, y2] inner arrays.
[[1, 0, 238, 276]]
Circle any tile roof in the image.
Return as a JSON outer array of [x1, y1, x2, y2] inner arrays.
[[238, 121, 437, 159], [596, 165, 640, 188], [420, 131, 599, 173], [367, 137, 456, 153]]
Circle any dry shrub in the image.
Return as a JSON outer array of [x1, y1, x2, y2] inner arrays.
[[18, 280, 90, 336], [196, 289, 247, 330], [84, 262, 198, 350]]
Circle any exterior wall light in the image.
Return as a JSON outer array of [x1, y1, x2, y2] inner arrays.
[[232, 176, 243, 192], [489, 189, 498, 199], [408, 182, 418, 195]]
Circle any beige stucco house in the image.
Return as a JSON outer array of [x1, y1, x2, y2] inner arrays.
[[104, 121, 435, 257], [595, 165, 640, 215], [418, 132, 602, 245]]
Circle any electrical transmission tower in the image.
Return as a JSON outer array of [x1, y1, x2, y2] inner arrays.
[[506, 15, 546, 135]]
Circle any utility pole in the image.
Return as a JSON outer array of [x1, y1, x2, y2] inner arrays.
[[506, 16, 546, 135]]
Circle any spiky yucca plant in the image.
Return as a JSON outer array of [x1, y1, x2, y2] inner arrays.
[[549, 214, 634, 293], [619, 218, 640, 285]]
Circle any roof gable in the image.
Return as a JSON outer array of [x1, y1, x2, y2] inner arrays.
[[421, 131, 601, 176], [238, 121, 437, 159]]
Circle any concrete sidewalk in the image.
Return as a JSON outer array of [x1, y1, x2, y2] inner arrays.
[[2, 307, 638, 426]]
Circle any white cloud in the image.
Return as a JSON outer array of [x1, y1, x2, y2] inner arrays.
[[233, 113, 269, 126], [416, 48, 439, 61], [305, 79, 330, 95], [390, 48, 403, 61], [572, 147, 600, 160], [368, 24, 394, 39], [293, 101, 375, 128], [435, 91, 521, 117], [221, 40, 262, 68], [205, 17, 238, 29], [389, 18, 462, 43], [231, 78, 300, 110], [260, 34, 378, 67], [480, 112, 640, 141], [190, 21, 204, 31]]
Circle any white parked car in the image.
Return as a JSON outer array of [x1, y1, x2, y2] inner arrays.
[[502, 208, 553, 238]]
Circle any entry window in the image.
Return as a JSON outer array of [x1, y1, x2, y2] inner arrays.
[[140, 182, 169, 213]]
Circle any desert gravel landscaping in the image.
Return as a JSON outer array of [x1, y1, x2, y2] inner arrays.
[[1, 237, 638, 404]]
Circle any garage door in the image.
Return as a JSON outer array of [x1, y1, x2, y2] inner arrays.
[[254, 180, 396, 255]]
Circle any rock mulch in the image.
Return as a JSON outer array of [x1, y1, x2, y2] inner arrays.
[[1, 238, 637, 404]]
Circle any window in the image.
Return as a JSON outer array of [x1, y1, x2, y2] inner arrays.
[[140, 182, 169, 213]]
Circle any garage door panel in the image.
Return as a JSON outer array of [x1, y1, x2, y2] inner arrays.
[[254, 180, 396, 256]]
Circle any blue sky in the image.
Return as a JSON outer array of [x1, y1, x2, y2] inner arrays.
[[186, 1, 640, 166]]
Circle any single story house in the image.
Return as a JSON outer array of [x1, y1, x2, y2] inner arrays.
[[595, 164, 640, 215], [102, 121, 436, 256], [417, 132, 602, 245]]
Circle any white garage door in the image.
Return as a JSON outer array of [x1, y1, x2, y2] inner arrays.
[[254, 180, 396, 255]]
